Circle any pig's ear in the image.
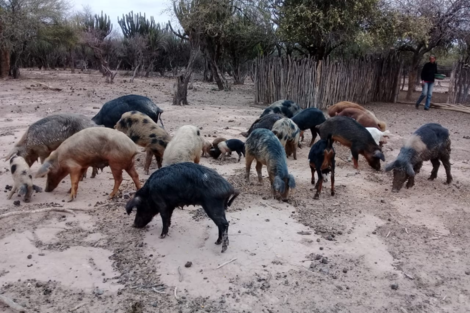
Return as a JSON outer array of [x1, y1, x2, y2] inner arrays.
[[405, 163, 415, 177], [35, 161, 52, 178], [384, 161, 396, 172], [374, 150, 385, 161], [125, 196, 141, 215]]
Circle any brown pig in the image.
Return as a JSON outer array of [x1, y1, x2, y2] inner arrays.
[[35, 128, 141, 201], [337, 108, 387, 131]]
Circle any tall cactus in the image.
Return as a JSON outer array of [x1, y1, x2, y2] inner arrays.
[[85, 11, 112, 40]]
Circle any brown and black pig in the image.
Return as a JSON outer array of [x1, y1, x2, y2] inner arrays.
[[115, 111, 171, 174], [245, 128, 296, 201], [35, 128, 141, 201], [316, 116, 385, 170], [385, 123, 452, 192]]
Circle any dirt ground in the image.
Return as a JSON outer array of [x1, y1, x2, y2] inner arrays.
[[0, 69, 469, 313]]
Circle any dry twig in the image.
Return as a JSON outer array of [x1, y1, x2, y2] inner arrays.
[[217, 258, 237, 269], [70, 303, 86, 312], [178, 266, 183, 282], [174, 287, 178, 300], [0, 207, 89, 219], [0, 294, 27, 312]]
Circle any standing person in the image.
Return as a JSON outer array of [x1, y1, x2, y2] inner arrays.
[[415, 55, 438, 111]]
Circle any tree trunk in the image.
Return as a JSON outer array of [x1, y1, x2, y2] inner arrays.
[[173, 45, 199, 105], [130, 63, 141, 83], [406, 52, 422, 100], [70, 48, 75, 74], [203, 59, 213, 82], [209, 59, 229, 91], [0, 48, 10, 78], [10, 52, 20, 79]]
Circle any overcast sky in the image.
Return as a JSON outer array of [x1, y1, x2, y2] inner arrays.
[[72, 0, 176, 34]]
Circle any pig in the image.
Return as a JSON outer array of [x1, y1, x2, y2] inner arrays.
[[271, 118, 301, 160], [115, 111, 171, 174], [92, 94, 164, 129], [208, 137, 228, 159], [241, 114, 283, 138], [8, 155, 42, 202], [260, 100, 302, 118], [316, 116, 385, 170], [308, 134, 335, 200], [35, 128, 141, 201], [385, 123, 452, 192], [337, 108, 387, 132], [347, 128, 390, 161], [162, 125, 203, 167], [327, 101, 376, 118], [291, 108, 326, 147], [125, 162, 239, 253], [213, 139, 245, 162], [245, 129, 296, 201], [5, 114, 97, 167], [202, 140, 212, 157]]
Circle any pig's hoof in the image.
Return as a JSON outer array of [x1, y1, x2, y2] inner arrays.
[[331, 191, 335, 196], [215, 239, 222, 245], [160, 234, 167, 239], [68, 197, 75, 202], [314, 194, 320, 200]]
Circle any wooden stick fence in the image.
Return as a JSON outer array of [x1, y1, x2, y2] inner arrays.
[[447, 58, 470, 105], [253, 53, 402, 109]]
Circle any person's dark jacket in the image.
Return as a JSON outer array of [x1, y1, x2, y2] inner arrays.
[[421, 62, 438, 82]]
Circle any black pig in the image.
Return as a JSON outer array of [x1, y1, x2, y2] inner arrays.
[[308, 134, 335, 199], [291, 108, 326, 147], [125, 162, 239, 253], [92, 95, 164, 128], [241, 114, 283, 137], [316, 116, 384, 170], [385, 123, 452, 192]]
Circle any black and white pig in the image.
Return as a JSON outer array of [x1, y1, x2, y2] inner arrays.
[[212, 139, 246, 162], [92, 94, 164, 129], [385, 123, 452, 192], [245, 128, 295, 201], [260, 100, 302, 118], [8, 154, 42, 202], [125, 162, 239, 253]]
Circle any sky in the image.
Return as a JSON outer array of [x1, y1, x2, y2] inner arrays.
[[72, 0, 176, 34]]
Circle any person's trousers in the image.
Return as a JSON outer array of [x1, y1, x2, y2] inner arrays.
[[416, 82, 434, 110]]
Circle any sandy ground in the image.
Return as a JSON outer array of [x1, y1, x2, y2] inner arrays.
[[0, 69, 469, 313]]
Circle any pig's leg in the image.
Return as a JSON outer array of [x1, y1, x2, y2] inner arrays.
[[125, 163, 142, 191], [331, 168, 335, 196], [255, 161, 263, 184], [237, 151, 242, 162], [7, 186, 17, 200], [440, 154, 453, 184], [144, 150, 153, 175], [428, 158, 440, 180], [68, 168, 83, 201], [309, 128, 317, 147], [91, 167, 98, 178], [159, 208, 172, 238], [351, 148, 359, 169], [194, 154, 201, 164], [293, 144, 297, 160], [414, 161, 423, 174], [109, 167, 124, 199], [205, 204, 229, 252], [155, 152, 163, 169], [245, 153, 255, 182], [314, 170, 323, 200], [310, 164, 316, 185]]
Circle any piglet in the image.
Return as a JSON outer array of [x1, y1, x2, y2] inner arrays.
[[308, 134, 335, 199], [125, 162, 239, 253], [8, 155, 42, 202], [36, 128, 141, 201], [385, 123, 452, 192]]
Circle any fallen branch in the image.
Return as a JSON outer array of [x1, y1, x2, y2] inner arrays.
[[0, 294, 27, 312], [152, 287, 166, 294], [30, 81, 62, 92], [0, 207, 89, 219], [178, 266, 183, 282], [217, 258, 237, 269], [404, 273, 414, 280], [70, 303, 86, 312], [174, 287, 178, 300]]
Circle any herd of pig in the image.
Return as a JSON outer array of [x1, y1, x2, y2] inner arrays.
[[4, 95, 453, 253]]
